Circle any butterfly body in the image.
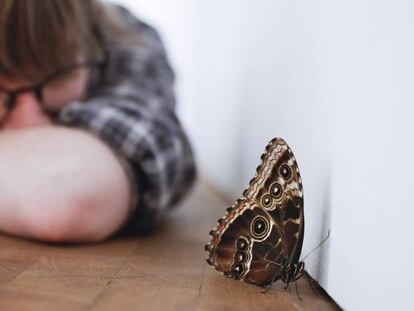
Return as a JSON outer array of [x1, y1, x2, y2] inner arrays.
[[205, 138, 305, 288]]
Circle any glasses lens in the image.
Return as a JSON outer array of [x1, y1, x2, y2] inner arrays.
[[0, 91, 9, 120], [43, 66, 90, 111]]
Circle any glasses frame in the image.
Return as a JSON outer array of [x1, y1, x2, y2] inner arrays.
[[0, 53, 107, 120]]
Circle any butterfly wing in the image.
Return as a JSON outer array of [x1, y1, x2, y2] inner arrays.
[[205, 137, 304, 287], [243, 138, 304, 267], [205, 198, 288, 286]]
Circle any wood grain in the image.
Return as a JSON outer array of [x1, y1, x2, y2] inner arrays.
[[0, 182, 340, 311]]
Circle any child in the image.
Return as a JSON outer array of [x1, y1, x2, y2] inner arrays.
[[0, 0, 196, 242]]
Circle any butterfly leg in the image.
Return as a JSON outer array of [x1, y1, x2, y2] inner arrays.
[[261, 272, 281, 294], [294, 279, 303, 301], [260, 284, 273, 294], [285, 282, 292, 292], [307, 274, 319, 297]]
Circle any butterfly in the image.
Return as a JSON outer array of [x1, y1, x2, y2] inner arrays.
[[205, 137, 305, 289]]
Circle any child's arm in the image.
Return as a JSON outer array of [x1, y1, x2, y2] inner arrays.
[[0, 125, 133, 242], [56, 8, 196, 231]]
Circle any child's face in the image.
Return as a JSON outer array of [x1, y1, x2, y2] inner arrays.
[[0, 65, 90, 131]]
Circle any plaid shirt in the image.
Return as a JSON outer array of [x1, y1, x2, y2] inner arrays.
[[56, 5, 196, 232]]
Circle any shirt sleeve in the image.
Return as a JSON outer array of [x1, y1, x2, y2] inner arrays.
[[55, 6, 197, 232]]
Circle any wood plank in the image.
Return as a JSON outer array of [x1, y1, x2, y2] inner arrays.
[[0, 182, 340, 311]]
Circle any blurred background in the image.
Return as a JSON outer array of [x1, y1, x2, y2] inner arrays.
[[110, 1, 413, 310]]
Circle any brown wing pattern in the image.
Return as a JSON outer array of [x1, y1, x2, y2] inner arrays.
[[243, 138, 304, 265], [205, 138, 305, 287], [205, 198, 288, 286]]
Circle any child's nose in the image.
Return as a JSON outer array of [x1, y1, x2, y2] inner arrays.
[[2, 92, 50, 129]]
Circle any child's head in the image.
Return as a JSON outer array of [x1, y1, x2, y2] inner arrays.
[[0, 0, 106, 82], [0, 0, 121, 129]]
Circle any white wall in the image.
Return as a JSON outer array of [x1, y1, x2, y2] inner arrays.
[[111, 1, 414, 310]]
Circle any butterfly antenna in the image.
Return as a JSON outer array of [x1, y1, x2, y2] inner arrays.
[[301, 229, 330, 262]]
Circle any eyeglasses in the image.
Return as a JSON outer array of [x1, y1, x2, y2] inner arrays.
[[0, 56, 107, 122]]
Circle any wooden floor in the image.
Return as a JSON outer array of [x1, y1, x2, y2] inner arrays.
[[0, 182, 340, 311]]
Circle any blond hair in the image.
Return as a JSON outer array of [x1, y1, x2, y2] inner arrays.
[[0, 0, 128, 82]]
